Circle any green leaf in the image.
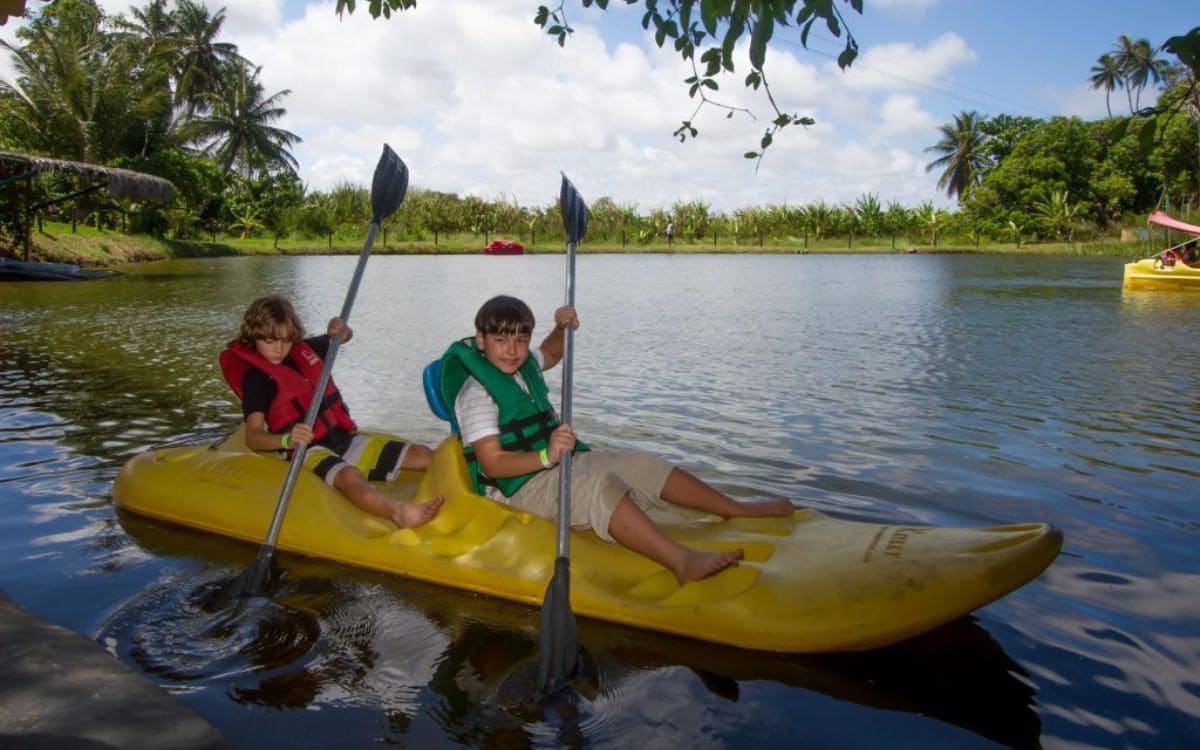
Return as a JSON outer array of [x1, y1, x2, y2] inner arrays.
[[750, 13, 774, 71], [744, 151, 760, 159], [702, 48, 722, 76], [700, 0, 721, 37], [837, 41, 858, 70]]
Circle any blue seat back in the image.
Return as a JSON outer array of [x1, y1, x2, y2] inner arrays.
[[422, 359, 455, 428]]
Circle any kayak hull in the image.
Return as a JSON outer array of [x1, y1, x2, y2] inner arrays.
[[113, 430, 1062, 653]]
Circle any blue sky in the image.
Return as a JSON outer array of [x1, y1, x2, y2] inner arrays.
[[2, 1, 1193, 213]]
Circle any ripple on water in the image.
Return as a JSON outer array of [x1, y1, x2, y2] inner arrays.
[[99, 574, 322, 685]]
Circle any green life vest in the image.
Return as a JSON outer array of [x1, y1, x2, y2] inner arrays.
[[439, 338, 588, 497]]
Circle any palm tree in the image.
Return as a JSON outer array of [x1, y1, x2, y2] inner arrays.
[[1033, 189, 1086, 241], [180, 61, 300, 178], [1113, 35, 1169, 113], [172, 0, 240, 113], [0, 5, 140, 163], [113, 0, 175, 50], [111, 0, 179, 158], [924, 110, 989, 201], [916, 202, 949, 246], [1089, 53, 1122, 118], [854, 193, 882, 236]]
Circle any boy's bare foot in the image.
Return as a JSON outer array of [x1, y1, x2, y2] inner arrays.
[[730, 497, 794, 517], [391, 495, 444, 528], [675, 547, 744, 584]]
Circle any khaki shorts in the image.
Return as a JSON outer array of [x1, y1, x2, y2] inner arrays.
[[507, 450, 672, 542], [302, 433, 411, 487]]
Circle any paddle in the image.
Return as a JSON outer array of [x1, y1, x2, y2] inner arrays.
[[537, 173, 588, 697], [234, 145, 410, 598]]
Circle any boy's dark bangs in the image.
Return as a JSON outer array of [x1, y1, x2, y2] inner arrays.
[[476, 296, 535, 335], [487, 319, 533, 335]]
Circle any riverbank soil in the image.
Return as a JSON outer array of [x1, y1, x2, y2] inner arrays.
[[0, 589, 231, 749]]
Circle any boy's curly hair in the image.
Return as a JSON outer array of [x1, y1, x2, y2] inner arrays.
[[475, 295, 535, 336], [237, 295, 305, 346]]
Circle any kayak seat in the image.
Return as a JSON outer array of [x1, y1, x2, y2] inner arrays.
[[422, 359, 456, 430]]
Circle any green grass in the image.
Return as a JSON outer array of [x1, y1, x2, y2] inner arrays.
[[8, 221, 1152, 268]]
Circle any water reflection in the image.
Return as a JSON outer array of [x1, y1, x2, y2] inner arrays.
[[108, 510, 1041, 748], [4, 254, 1200, 748]]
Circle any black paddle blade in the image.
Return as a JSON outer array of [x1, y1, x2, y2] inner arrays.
[[371, 144, 409, 223], [536, 556, 580, 697], [560, 173, 588, 244], [213, 547, 275, 604]]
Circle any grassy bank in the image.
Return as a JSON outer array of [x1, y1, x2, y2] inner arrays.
[[7, 221, 1153, 268]]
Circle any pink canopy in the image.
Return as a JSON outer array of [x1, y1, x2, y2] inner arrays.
[[1148, 210, 1200, 237]]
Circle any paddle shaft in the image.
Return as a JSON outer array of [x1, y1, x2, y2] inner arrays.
[[253, 221, 379, 567], [555, 237, 578, 556], [537, 172, 586, 696]]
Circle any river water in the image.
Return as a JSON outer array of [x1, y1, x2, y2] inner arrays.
[[1, 253, 1197, 749]]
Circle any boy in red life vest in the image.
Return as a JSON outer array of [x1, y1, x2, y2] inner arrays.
[[221, 295, 443, 528], [438, 295, 793, 584]]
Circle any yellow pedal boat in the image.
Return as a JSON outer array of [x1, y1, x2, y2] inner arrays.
[[113, 427, 1062, 653], [1124, 210, 1200, 289]]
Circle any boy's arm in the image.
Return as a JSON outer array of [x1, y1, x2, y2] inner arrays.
[[538, 305, 579, 371], [243, 412, 313, 452], [471, 423, 575, 478]]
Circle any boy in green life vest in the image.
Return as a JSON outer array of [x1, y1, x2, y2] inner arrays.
[[439, 295, 794, 584]]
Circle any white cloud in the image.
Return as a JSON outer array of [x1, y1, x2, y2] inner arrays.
[[871, 0, 940, 14], [840, 33, 978, 94], [3, 1, 972, 212], [877, 94, 938, 138]]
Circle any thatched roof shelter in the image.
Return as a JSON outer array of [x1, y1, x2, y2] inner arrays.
[[0, 151, 175, 203], [0, 151, 176, 260]]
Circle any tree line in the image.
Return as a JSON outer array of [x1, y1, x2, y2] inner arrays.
[[1, 2, 1197, 252]]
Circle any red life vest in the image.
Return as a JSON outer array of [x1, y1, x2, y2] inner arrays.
[[219, 339, 357, 441]]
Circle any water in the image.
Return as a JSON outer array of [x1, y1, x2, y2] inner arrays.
[[2, 253, 1198, 748]]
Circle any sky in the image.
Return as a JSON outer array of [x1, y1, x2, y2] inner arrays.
[[0, 0, 1193, 213]]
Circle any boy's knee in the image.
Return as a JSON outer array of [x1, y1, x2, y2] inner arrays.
[[404, 444, 433, 470], [331, 464, 368, 492]]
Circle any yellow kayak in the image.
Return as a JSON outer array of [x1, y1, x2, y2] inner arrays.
[[113, 427, 1062, 653]]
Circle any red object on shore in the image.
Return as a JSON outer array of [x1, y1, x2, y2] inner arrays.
[[483, 239, 524, 255]]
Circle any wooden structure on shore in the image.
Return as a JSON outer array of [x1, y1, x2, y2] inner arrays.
[[0, 151, 175, 261]]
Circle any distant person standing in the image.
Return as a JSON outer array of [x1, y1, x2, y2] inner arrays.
[[665, 220, 675, 247]]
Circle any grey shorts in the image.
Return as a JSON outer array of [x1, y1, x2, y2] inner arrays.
[[507, 450, 673, 542]]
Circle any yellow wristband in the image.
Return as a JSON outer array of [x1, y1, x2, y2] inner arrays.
[[538, 447, 553, 469], [280, 432, 290, 450]]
